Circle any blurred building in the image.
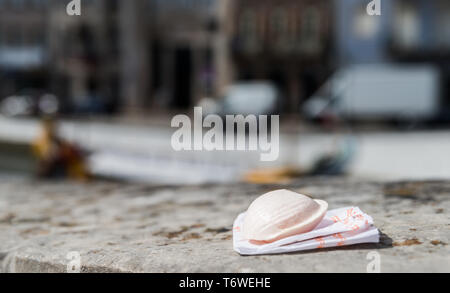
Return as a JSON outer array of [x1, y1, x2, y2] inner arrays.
[[335, 0, 392, 64], [335, 0, 450, 109], [125, 0, 223, 110], [0, 0, 120, 113], [1, 0, 449, 116], [48, 0, 120, 113], [390, 0, 450, 109], [138, 0, 333, 113], [336, 0, 450, 63], [79, 0, 226, 112], [0, 0, 332, 114], [229, 0, 332, 112], [0, 0, 49, 99]]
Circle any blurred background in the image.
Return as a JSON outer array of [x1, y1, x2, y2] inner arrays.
[[0, 0, 450, 184]]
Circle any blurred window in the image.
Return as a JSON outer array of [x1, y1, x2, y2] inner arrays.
[[23, 27, 32, 46], [12, 0, 25, 10], [353, 5, 380, 39], [270, 7, 288, 37], [6, 26, 20, 46], [31, 0, 47, 10], [393, 2, 421, 49], [152, 0, 215, 12], [107, 0, 118, 13], [270, 7, 289, 52], [4, 0, 12, 10], [299, 6, 321, 53], [239, 9, 259, 53], [19, 26, 27, 47], [437, 1, 450, 48], [25, 27, 44, 47]]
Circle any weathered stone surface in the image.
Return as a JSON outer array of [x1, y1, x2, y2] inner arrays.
[[0, 177, 449, 273]]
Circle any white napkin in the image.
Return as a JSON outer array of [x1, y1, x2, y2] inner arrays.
[[233, 206, 379, 255]]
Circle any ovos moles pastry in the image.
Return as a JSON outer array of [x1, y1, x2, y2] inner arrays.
[[242, 189, 328, 243]]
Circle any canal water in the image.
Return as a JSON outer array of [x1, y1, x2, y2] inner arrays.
[[0, 141, 37, 177]]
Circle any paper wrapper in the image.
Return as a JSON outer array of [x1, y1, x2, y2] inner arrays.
[[233, 206, 379, 255]]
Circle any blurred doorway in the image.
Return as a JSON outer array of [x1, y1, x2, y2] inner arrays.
[[173, 47, 192, 109]]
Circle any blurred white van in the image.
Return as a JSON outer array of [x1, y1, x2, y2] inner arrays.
[[304, 65, 440, 121]]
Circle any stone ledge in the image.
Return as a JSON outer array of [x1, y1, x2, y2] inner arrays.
[[0, 177, 449, 273]]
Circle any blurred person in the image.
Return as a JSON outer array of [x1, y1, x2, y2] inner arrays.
[[32, 117, 89, 181]]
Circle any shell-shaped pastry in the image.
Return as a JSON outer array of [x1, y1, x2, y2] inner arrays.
[[242, 189, 328, 243]]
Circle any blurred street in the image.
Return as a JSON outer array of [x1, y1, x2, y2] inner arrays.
[[1, 116, 450, 183]]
